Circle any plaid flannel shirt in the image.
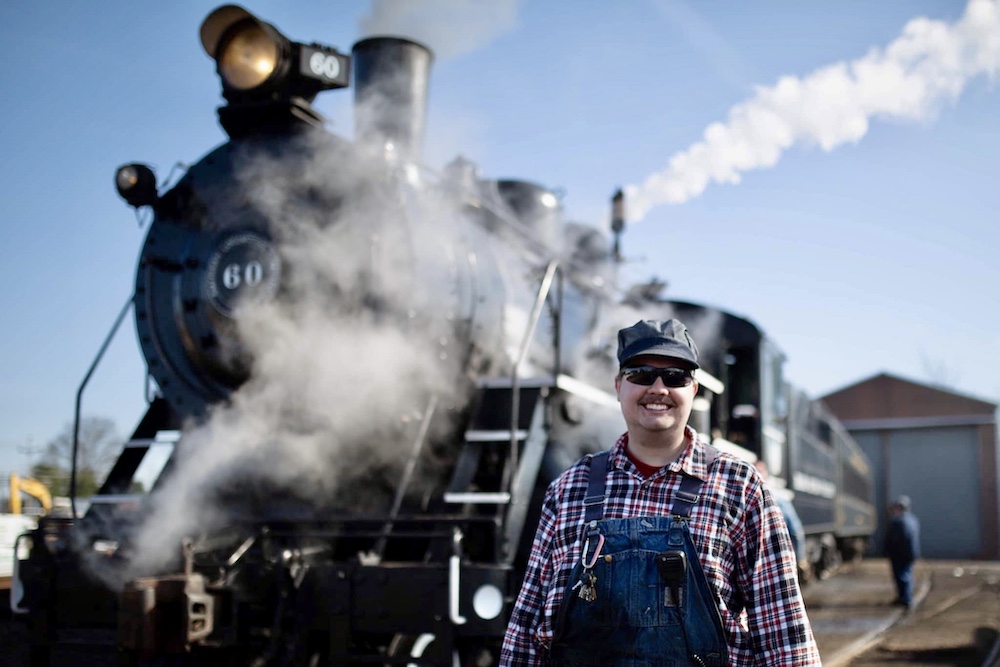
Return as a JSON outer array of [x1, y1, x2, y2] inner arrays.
[[500, 427, 822, 666]]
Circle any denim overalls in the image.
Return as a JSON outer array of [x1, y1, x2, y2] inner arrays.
[[550, 448, 729, 667]]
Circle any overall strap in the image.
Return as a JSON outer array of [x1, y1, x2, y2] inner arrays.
[[583, 451, 610, 523], [670, 442, 720, 519], [583, 442, 720, 522]]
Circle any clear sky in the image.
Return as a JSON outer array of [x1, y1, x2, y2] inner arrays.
[[1, 0, 997, 477]]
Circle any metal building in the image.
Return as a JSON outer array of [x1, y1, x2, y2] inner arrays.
[[821, 372, 999, 560]]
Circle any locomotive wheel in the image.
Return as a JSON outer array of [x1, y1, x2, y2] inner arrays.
[[386, 633, 460, 667], [843, 537, 866, 563], [797, 559, 814, 586]]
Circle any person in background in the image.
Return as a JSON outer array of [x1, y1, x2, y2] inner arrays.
[[884, 495, 920, 609], [754, 459, 808, 580], [500, 319, 821, 666]]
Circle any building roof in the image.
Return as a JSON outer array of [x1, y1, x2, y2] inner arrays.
[[821, 372, 997, 425]]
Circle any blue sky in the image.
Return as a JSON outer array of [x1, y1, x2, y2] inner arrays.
[[1, 1, 998, 477]]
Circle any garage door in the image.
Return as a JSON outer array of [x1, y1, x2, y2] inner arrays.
[[888, 426, 980, 559]]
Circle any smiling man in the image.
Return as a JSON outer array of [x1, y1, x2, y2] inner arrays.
[[501, 319, 821, 666]]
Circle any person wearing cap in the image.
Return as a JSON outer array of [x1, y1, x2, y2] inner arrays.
[[500, 319, 821, 666], [884, 495, 920, 609]]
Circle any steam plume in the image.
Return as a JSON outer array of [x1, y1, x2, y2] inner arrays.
[[359, 0, 525, 59], [626, 0, 1000, 220], [120, 139, 470, 577]]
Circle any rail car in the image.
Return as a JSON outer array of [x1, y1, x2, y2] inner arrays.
[[12, 5, 874, 665], [659, 300, 876, 579]]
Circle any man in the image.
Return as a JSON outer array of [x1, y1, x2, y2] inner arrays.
[[500, 319, 821, 666], [884, 495, 920, 609]]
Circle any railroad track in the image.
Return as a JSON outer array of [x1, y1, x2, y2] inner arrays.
[[806, 558, 1000, 666]]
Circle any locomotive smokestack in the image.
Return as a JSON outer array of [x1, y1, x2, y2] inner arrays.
[[352, 37, 433, 162]]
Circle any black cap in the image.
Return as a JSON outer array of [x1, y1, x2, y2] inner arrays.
[[617, 319, 699, 370]]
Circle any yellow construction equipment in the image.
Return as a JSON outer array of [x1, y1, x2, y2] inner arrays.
[[8, 473, 52, 515]]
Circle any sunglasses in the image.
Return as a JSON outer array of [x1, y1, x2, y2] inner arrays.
[[619, 366, 695, 388]]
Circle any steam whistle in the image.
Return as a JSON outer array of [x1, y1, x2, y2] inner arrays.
[[611, 188, 625, 263]]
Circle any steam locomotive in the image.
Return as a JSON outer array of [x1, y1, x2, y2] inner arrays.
[[14, 6, 874, 665]]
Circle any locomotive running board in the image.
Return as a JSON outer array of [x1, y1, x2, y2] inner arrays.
[[443, 492, 511, 504], [463, 429, 528, 442]]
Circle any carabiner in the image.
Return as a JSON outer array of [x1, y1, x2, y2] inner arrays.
[[580, 534, 606, 569]]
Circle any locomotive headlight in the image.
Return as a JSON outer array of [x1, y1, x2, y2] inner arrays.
[[216, 21, 280, 90], [202, 6, 289, 94], [200, 5, 350, 138], [115, 163, 158, 208], [200, 5, 349, 98]]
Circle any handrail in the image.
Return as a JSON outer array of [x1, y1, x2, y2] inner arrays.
[[71, 295, 134, 519], [506, 260, 559, 493], [375, 394, 439, 558]]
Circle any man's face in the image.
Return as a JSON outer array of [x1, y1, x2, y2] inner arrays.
[[614, 355, 699, 438]]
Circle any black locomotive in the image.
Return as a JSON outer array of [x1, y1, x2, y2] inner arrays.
[[14, 6, 874, 665]]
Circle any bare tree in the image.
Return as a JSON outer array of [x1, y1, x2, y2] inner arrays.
[[38, 417, 122, 496], [920, 354, 961, 390]]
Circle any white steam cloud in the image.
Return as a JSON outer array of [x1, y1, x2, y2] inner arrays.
[[360, 0, 525, 59], [120, 139, 472, 577], [626, 0, 1000, 221]]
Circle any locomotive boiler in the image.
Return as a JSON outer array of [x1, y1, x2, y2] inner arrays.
[[13, 6, 874, 666]]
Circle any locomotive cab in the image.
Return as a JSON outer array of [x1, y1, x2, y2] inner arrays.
[[653, 299, 875, 581]]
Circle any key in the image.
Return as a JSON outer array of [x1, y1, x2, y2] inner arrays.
[[577, 570, 597, 602]]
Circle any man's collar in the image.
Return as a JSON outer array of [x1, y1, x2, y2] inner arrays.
[[668, 426, 711, 481], [611, 425, 705, 479]]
